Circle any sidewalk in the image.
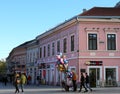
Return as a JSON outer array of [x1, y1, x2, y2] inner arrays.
[[0, 82, 14, 89], [0, 82, 120, 94], [0, 82, 60, 89]]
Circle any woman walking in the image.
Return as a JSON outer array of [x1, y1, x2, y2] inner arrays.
[[14, 73, 20, 94]]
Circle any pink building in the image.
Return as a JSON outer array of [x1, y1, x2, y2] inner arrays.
[[36, 7, 120, 87]]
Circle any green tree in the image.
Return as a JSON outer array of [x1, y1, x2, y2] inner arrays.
[[0, 59, 7, 75]]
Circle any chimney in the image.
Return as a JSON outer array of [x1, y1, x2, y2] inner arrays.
[[83, 9, 87, 12]]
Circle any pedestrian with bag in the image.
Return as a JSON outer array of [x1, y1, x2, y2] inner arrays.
[[14, 73, 20, 94]]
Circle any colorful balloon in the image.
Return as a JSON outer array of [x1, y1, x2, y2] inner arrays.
[[60, 58, 64, 64], [64, 59, 68, 64], [56, 53, 69, 72], [56, 55, 61, 60], [66, 71, 73, 78]]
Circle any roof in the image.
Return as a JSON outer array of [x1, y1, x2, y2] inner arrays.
[[80, 7, 120, 16], [36, 7, 120, 40], [115, 1, 120, 8]]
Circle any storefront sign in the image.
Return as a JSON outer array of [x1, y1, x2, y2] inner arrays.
[[85, 61, 102, 66]]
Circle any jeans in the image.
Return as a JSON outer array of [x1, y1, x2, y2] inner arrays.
[[15, 84, 19, 93], [85, 83, 92, 91], [21, 84, 24, 92]]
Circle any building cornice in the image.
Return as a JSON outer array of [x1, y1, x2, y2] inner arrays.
[[36, 15, 120, 40], [36, 16, 78, 40], [78, 16, 120, 19], [77, 16, 120, 22]]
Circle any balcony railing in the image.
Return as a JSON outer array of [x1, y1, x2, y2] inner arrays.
[[26, 62, 34, 67]]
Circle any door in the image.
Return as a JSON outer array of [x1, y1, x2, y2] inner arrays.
[[89, 68, 100, 87], [47, 70, 50, 85]]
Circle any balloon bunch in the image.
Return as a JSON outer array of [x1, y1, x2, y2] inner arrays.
[[66, 71, 73, 78], [56, 53, 69, 72]]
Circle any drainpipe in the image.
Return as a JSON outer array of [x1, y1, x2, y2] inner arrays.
[[76, 16, 80, 82]]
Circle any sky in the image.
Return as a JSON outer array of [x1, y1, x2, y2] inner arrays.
[[0, 0, 119, 60]]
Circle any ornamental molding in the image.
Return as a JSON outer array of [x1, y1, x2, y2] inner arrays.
[[103, 28, 120, 32], [84, 27, 99, 32]]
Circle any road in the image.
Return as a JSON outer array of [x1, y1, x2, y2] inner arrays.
[[0, 83, 120, 94]]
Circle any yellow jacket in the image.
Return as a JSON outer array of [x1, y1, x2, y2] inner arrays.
[[21, 74, 27, 84]]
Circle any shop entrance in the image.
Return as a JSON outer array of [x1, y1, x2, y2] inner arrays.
[[89, 68, 100, 87]]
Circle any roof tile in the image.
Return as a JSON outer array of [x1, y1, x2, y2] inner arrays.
[[80, 7, 120, 16]]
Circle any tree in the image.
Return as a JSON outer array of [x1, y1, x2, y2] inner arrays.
[[0, 59, 7, 75]]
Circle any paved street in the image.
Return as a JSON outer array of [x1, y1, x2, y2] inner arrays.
[[0, 83, 120, 94]]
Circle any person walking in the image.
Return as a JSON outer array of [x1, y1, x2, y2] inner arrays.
[[14, 73, 20, 94], [72, 71, 77, 91], [3, 76, 8, 86], [79, 72, 88, 92], [20, 73, 27, 93], [27, 75, 31, 85], [85, 72, 92, 91]]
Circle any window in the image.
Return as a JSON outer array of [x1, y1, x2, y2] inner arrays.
[[43, 46, 46, 57], [88, 34, 97, 50], [63, 38, 67, 53], [71, 35, 74, 51], [57, 40, 60, 53], [105, 68, 116, 86], [37, 51, 39, 59], [39, 47, 42, 58], [52, 42, 55, 55], [47, 44, 50, 56], [107, 34, 116, 50]]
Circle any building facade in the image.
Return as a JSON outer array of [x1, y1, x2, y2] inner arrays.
[[7, 7, 120, 87], [26, 39, 39, 84], [6, 43, 26, 77], [36, 7, 120, 87]]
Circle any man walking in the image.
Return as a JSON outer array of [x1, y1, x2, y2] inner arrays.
[[79, 72, 88, 92], [72, 71, 77, 91], [85, 72, 92, 91]]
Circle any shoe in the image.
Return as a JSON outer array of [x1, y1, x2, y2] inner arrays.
[[84, 90, 88, 92], [78, 90, 81, 92], [73, 90, 77, 92], [90, 89, 92, 92]]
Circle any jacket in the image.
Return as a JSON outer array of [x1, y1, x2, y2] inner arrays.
[[21, 74, 27, 84]]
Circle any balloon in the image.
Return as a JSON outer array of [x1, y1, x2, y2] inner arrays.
[[59, 52, 63, 57], [66, 71, 73, 78], [64, 64, 68, 70], [56, 55, 61, 60], [64, 59, 68, 64], [56, 53, 69, 73], [57, 64, 66, 72], [60, 58, 64, 64]]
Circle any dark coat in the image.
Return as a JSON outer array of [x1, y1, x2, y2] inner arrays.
[[80, 75, 85, 84], [85, 75, 90, 83]]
